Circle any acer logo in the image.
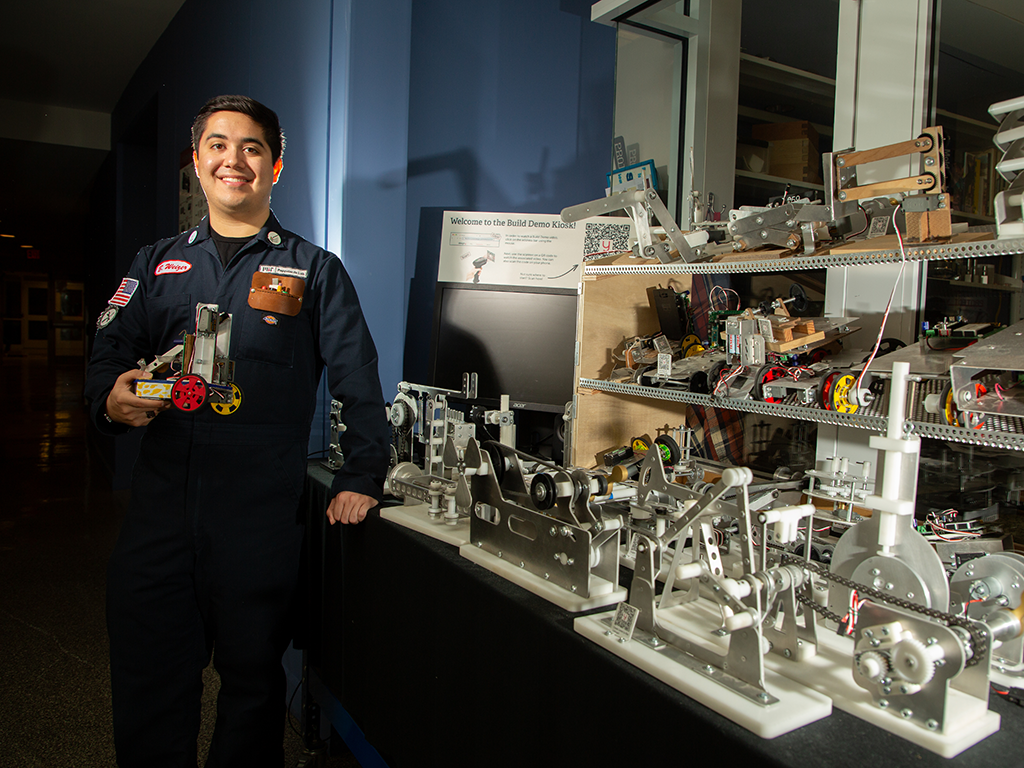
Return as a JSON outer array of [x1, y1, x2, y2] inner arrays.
[[155, 260, 192, 276]]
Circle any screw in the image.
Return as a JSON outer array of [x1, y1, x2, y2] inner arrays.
[[879, 699, 889, 708], [519, 561, 525, 568], [497, 551, 503, 558], [926, 719, 938, 731], [758, 692, 770, 702], [839, 191, 847, 201], [924, 157, 935, 166], [784, 649, 792, 658], [901, 709, 913, 719]]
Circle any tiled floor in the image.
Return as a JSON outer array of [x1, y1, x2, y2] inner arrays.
[[0, 355, 356, 767]]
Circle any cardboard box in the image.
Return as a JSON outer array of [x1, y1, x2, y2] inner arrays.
[[765, 137, 821, 183], [771, 162, 822, 184], [752, 120, 820, 152]]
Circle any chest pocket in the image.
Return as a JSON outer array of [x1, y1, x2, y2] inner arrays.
[[234, 307, 300, 367]]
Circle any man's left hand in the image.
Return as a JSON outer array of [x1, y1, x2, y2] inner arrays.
[[326, 491, 378, 525]]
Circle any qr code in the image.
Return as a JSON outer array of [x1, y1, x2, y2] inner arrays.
[[584, 222, 632, 260]]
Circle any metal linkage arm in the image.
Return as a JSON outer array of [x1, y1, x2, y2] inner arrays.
[[561, 188, 707, 263]]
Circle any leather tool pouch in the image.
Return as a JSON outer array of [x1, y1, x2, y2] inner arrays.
[[248, 273, 305, 316]]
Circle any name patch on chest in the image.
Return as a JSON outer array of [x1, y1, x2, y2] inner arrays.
[[259, 265, 308, 279], [155, 260, 192, 276]]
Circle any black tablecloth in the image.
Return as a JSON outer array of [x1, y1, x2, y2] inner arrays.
[[302, 462, 1024, 768]]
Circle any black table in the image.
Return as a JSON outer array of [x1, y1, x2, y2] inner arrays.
[[301, 462, 1024, 768]]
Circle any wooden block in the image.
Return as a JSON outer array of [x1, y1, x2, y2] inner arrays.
[[570, 389, 692, 469], [794, 320, 816, 334]]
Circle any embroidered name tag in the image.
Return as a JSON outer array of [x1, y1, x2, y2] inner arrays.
[[155, 260, 192, 276]]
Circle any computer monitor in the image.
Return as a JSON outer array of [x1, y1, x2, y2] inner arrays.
[[429, 282, 578, 414]]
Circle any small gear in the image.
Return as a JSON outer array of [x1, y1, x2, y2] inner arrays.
[[856, 650, 889, 682], [891, 635, 938, 685]]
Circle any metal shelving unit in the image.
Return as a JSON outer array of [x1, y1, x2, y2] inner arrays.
[[583, 237, 1024, 275], [577, 238, 1024, 452], [579, 375, 1024, 451]]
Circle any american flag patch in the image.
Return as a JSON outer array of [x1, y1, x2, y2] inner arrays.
[[109, 278, 139, 307]]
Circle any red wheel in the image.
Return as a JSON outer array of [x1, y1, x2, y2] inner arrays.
[[756, 365, 787, 403], [171, 374, 208, 412], [819, 370, 840, 411]]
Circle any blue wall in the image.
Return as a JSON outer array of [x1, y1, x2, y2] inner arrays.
[[106, 0, 614, 464]]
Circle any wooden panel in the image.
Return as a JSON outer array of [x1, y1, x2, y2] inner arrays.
[[571, 389, 692, 469], [576, 271, 692, 381]]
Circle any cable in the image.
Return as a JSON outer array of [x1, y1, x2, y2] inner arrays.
[[856, 202, 908, 394], [844, 203, 871, 241]]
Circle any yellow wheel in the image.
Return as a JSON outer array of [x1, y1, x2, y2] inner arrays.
[[683, 342, 706, 358], [829, 374, 859, 414], [681, 334, 702, 356], [210, 383, 243, 416]]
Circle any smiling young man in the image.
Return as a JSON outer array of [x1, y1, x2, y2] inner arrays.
[[85, 95, 390, 767]]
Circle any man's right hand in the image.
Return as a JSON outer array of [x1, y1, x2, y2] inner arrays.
[[105, 369, 172, 427]]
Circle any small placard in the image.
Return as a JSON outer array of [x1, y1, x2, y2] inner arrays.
[[611, 602, 640, 641], [867, 215, 890, 239], [657, 352, 672, 377]]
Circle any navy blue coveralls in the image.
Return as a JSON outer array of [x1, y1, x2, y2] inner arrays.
[[84, 214, 390, 768]]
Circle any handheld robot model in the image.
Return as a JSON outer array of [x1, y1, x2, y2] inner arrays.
[[133, 303, 241, 416]]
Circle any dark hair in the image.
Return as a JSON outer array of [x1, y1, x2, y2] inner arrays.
[[191, 95, 285, 163]]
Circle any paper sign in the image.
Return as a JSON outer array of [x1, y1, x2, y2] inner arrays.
[[439, 211, 634, 290]]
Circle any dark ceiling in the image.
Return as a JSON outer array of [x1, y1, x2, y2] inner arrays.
[[0, 1, 185, 277]]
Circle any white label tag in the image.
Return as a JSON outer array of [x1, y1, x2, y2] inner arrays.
[[657, 352, 671, 378], [611, 602, 640, 641], [259, 265, 308, 279], [867, 216, 890, 239]]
